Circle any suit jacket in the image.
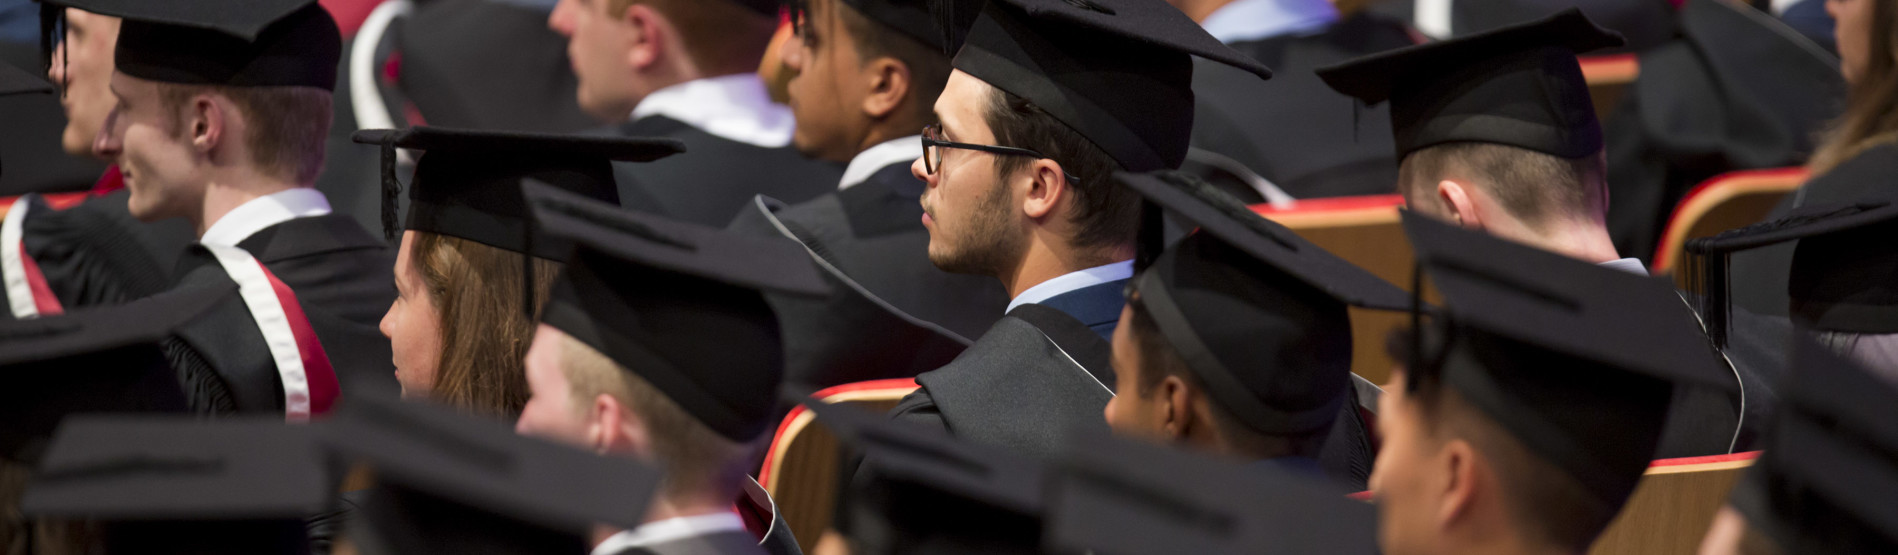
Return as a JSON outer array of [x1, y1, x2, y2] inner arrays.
[[168, 214, 397, 413], [612, 116, 842, 228], [600, 531, 765, 555], [2, 188, 198, 316], [1188, 13, 1417, 200], [726, 163, 1009, 389]]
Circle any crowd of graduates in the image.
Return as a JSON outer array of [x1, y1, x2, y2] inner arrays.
[[0, 0, 1891, 553]]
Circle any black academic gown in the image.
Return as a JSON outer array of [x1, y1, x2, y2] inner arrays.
[[167, 214, 397, 413], [599, 531, 767, 555], [1729, 143, 1898, 319], [888, 284, 1125, 460], [1188, 13, 1418, 200], [1368, 0, 1674, 52], [613, 116, 843, 228], [1603, 0, 1844, 262], [726, 162, 1010, 389], [0, 188, 195, 317]]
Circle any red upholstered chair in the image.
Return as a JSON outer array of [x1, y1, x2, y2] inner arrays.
[[1589, 451, 1762, 555], [1650, 168, 1810, 287], [1252, 195, 1412, 386], [758, 379, 921, 553]]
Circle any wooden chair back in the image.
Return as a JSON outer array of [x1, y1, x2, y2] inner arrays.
[[1581, 54, 1640, 119], [758, 379, 921, 553], [1254, 195, 1418, 386], [1589, 452, 1761, 555], [1650, 168, 1809, 287]]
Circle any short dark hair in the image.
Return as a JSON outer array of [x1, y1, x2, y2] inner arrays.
[[1388, 325, 1620, 550], [1397, 143, 1605, 229], [984, 86, 1139, 250], [610, 0, 776, 76], [825, 0, 953, 125], [1126, 291, 1332, 460]]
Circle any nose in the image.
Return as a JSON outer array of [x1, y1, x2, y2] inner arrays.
[[92, 107, 122, 158], [911, 155, 931, 185], [378, 300, 397, 340], [781, 32, 805, 72], [548, 0, 575, 36]]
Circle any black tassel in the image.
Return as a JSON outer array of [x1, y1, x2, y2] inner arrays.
[[1135, 200, 1163, 272], [930, 0, 959, 55], [39, 5, 61, 97], [1704, 253, 1731, 350], [1407, 258, 1425, 392], [379, 140, 401, 243]]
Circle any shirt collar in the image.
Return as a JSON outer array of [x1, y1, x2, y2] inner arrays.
[[589, 512, 749, 555], [199, 188, 332, 247], [1007, 259, 1135, 314], [1200, 0, 1340, 44], [630, 74, 796, 149], [1598, 257, 1649, 276], [839, 135, 923, 191]]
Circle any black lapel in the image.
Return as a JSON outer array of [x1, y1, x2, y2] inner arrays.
[[1006, 304, 1115, 390], [236, 214, 385, 263]]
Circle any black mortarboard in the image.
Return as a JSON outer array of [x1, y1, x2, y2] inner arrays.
[[530, 184, 828, 442], [811, 0, 975, 53], [20, 416, 329, 555], [351, 126, 684, 251], [1316, 9, 1624, 160], [1686, 196, 1898, 346], [0, 283, 231, 463], [1729, 340, 1898, 553], [1116, 170, 1409, 436], [1402, 213, 1736, 508], [324, 393, 662, 554], [951, 0, 1272, 173], [1046, 432, 1378, 555], [797, 395, 1047, 554], [50, 0, 340, 90]]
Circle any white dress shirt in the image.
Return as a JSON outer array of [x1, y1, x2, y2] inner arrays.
[[589, 512, 749, 555], [1006, 259, 1135, 313], [1598, 257, 1648, 276], [199, 188, 333, 247], [1200, 0, 1340, 44], [630, 74, 797, 149], [838, 135, 924, 191]]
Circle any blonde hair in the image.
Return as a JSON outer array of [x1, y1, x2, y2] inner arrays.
[[1809, 0, 1898, 174], [412, 232, 562, 418], [559, 333, 754, 501]]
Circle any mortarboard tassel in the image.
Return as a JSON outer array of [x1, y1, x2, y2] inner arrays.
[[1135, 201, 1163, 272], [378, 140, 401, 243], [930, 0, 959, 56]]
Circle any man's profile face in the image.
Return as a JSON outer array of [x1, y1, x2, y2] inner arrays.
[[515, 324, 593, 447], [49, 9, 120, 158], [1104, 303, 1168, 440], [550, 0, 642, 120], [782, 0, 873, 162], [914, 70, 1022, 277], [1370, 368, 1444, 555], [96, 72, 203, 223]]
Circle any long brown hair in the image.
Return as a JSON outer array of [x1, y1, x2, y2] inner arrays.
[[410, 232, 562, 418], [1810, 0, 1898, 174]]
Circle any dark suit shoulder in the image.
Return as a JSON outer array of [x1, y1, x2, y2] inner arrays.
[[614, 116, 843, 227], [888, 388, 948, 434], [911, 316, 1113, 459]]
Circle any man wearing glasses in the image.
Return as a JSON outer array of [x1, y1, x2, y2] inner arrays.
[[881, 0, 1272, 461]]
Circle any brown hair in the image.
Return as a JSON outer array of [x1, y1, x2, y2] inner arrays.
[[1809, 0, 1898, 174], [411, 232, 562, 418], [1397, 143, 1606, 230], [607, 0, 777, 76], [985, 86, 1139, 251], [559, 334, 754, 501], [157, 84, 332, 185]]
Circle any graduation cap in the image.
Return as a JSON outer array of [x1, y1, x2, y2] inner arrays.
[[786, 0, 979, 54], [45, 0, 340, 90], [732, 0, 781, 17], [795, 394, 1047, 554], [1685, 195, 1898, 348], [950, 0, 1272, 173], [1401, 213, 1736, 509], [1316, 9, 1624, 160], [1728, 340, 1898, 553], [0, 283, 232, 463], [1116, 170, 1410, 436], [20, 416, 330, 555], [529, 184, 829, 443], [323, 393, 662, 554], [1045, 432, 1379, 555]]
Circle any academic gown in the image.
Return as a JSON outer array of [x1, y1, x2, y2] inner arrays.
[[1602, 0, 1844, 262], [612, 116, 843, 228], [1187, 12, 1418, 200], [1367, 0, 1673, 51], [166, 214, 397, 413], [1729, 143, 1898, 319], [0, 188, 195, 317], [599, 531, 766, 555], [726, 162, 1010, 389]]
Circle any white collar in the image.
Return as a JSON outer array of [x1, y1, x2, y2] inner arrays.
[[839, 135, 923, 191], [1200, 0, 1339, 44], [1598, 257, 1649, 276], [199, 188, 332, 247], [1007, 259, 1134, 313], [589, 512, 748, 555], [630, 74, 796, 149]]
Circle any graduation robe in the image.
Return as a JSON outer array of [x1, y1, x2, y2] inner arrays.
[[598, 531, 766, 555], [167, 214, 397, 413], [612, 116, 843, 228], [0, 187, 197, 317], [1187, 13, 1417, 200], [1729, 143, 1898, 319], [726, 162, 1009, 389], [1367, 0, 1674, 51]]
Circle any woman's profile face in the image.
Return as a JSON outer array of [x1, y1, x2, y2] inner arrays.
[[381, 231, 445, 397]]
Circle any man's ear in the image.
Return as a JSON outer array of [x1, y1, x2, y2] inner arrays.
[[1158, 375, 1192, 440], [1436, 438, 1482, 530], [1021, 160, 1069, 220], [622, 4, 666, 71], [1436, 179, 1484, 231], [189, 95, 223, 155], [861, 57, 912, 121], [590, 393, 650, 458]]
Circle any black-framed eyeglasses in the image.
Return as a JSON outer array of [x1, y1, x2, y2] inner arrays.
[[920, 124, 1082, 184]]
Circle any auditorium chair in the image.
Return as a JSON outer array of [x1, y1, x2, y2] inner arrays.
[[1580, 53, 1640, 120], [1253, 195, 1417, 386], [1588, 451, 1761, 555], [759, 379, 921, 553], [1650, 168, 1809, 288]]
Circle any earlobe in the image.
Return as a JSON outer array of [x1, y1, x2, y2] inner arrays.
[[1437, 180, 1480, 230], [1438, 440, 1478, 528], [623, 6, 660, 70], [862, 59, 910, 120], [1161, 376, 1191, 439], [194, 97, 222, 153], [1021, 162, 1066, 220]]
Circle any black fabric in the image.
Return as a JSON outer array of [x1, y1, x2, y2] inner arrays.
[[0, 43, 103, 195], [6, 192, 172, 317], [395, 0, 601, 134], [602, 530, 768, 555], [896, 312, 1115, 461], [1731, 143, 1898, 320], [1007, 304, 1114, 389], [611, 116, 843, 228], [951, 0, 1272, 173], [1317, 8, 1623, 160], [836, 0, 959, 52], [1448, 0, 1675, 53], [1603, 0, 1844, 262], [111, 3, 342, 90], [1187, 12, 1418, 200], [1790, 218, 1898, 334]]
